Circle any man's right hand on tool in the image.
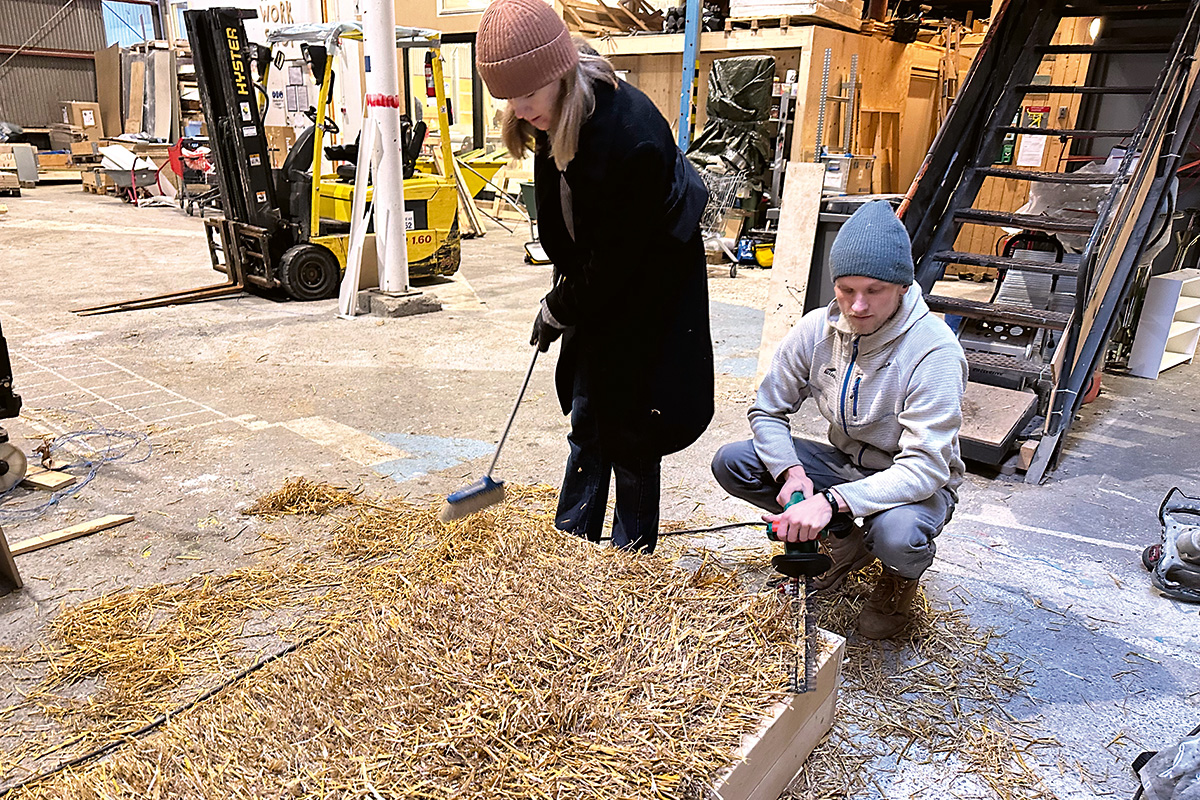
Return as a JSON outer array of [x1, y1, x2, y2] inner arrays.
[[530, 300, 566, 353], [764, 465, 829, 543]]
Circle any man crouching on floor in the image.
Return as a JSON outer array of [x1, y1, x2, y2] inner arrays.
[[712, 200, 968, 639]]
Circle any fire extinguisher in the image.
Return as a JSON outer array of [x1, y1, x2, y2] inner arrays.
[[424, 51, 435, 98]]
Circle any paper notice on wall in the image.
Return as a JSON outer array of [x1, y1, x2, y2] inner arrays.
[[81, 109, 95, 127], [1015, 135, 1047, 168], [288, 65, 303, 85], [1015, 105, 1050, 168], [285, 86, 298, 112]]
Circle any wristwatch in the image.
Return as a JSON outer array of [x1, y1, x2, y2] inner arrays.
[[820, 489, 840, 514]]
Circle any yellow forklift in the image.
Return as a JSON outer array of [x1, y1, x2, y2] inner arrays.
[[263, 21, 461, 289], [73, 9, 461, 314]]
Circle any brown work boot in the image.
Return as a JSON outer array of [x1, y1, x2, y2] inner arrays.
[[812, 530, 876, 592], [857, 571, 919, 640]]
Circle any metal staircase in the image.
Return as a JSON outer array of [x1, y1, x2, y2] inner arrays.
[[900, 0, 1200, 482]]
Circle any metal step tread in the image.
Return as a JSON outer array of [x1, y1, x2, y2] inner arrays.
[[1061, 3, 1187, 18], [954, 208, 1096, 234], [1014, 84, 1154, 94], [932, 250, 1081, 276], [995, 126, 1135, 137], [973, 167, 1117, 184], [927, 294, 1073, 330], [1036, 43, 1171, 54], [965, 350, 1051, 379]]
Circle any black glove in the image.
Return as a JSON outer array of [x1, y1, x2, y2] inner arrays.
[[531, 307, 564, 352]]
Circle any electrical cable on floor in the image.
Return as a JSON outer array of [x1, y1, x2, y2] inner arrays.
[[598, 520, 763, 541], [0, 420, 151, 523], [0, 629, 328, 798]]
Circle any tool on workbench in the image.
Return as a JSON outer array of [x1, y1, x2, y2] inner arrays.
[[438, 348, 540, 523], [768, 491, 853, 693]]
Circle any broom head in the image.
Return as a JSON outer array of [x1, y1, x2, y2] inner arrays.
[[438, 476, 506, 523]]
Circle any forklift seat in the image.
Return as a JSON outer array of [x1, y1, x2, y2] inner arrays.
[[277, 125, 317, 230]]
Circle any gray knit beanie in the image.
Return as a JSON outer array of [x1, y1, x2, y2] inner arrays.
[[829, 200, 914, 285]]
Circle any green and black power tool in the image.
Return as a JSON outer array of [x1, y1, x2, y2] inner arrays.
[[767, 491, 853, 693]]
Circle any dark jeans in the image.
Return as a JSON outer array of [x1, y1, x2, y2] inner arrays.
[[711, 438, 955, 579], [556, 393, 661, 554]]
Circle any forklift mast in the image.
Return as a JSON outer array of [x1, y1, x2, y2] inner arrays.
[[185, 8, 291, 243]]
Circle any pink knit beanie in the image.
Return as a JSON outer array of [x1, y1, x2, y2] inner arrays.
[[476, 0, 579, 99]]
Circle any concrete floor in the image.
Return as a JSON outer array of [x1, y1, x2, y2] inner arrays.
[[1, 184, 1198, 798]]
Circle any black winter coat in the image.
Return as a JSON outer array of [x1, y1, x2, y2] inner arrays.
[[535, 79, 714, 460]]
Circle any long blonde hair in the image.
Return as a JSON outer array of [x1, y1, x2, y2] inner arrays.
[[500, 41, 618, 171]]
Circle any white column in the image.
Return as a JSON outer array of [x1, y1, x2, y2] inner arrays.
[[361, 0, 409, 293]]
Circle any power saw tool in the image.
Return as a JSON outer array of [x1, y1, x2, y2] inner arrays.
[[767, 491, 853, 693]]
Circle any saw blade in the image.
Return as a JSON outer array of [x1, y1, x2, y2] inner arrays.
[[0, 442, 28, 493], [782, 575, 818, 694]]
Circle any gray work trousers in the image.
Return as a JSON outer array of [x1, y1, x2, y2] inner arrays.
[[711, 438, 955, 579]]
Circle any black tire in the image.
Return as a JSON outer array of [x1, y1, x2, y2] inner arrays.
[[278, 244, 340, 301], [1142, 544, 1161, 572]]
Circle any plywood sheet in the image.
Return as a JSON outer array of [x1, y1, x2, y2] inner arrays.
[[95, 44, 123, 138], [756, 161, 825, 386], [960, 381, 1037, 448], [125, 60, 145, 135]]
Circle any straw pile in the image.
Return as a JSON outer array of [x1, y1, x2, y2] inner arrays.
[[0, 480, 1052, 800], [241, 476, 357, 517], [3, 485, 813, 799]]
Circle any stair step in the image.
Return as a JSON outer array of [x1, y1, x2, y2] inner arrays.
[[954, 209, 1096, 235], [933, 250, 1081, 277], [1015, 84, 1154, 94], [973, 167, 1117, 184], [928, 294, 1072, 330], [1061, 3, 1188, 18], [965, 350, 1050, 380], [995, 126, 1135, 138], [1036, 43, 1172, 54]]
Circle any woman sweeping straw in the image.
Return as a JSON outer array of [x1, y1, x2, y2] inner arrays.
[[475, 0, 715, 554]]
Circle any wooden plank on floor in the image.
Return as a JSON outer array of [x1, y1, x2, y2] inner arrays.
[[10, 514, 134, 557], [0, 526, 21, 591], [20, 468, 76, 492], [756, 161, 825, 387]]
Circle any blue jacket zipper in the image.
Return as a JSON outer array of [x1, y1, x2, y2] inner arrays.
[[839, 337, 859, 436], [852, 376, 861, 417]]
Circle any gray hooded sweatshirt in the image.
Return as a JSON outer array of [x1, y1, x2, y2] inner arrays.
[[749, 287, 968, 517]]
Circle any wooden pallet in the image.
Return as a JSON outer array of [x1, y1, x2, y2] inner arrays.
[[0, 188, 20, 198]]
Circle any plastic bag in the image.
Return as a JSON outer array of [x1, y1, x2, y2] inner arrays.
[[1140, 734, 1200, 800]]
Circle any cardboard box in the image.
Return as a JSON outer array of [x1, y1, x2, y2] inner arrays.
[[60, 102, 103, 141], [0, 153, 15, 171], [265, 126, 297, 169]]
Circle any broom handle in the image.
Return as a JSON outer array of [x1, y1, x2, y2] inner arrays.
[[486, 347, 539, 478]]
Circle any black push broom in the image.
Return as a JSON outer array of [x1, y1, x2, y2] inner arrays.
[[438, 347, 540, 522]]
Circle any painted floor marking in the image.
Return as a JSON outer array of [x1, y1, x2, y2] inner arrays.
[[279, 417, 410, 467], [959, 503, 1142, 553]]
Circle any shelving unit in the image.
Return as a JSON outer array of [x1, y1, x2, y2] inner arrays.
[[1128, 268, 1200, 378], [767, 79, 797, 206]]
